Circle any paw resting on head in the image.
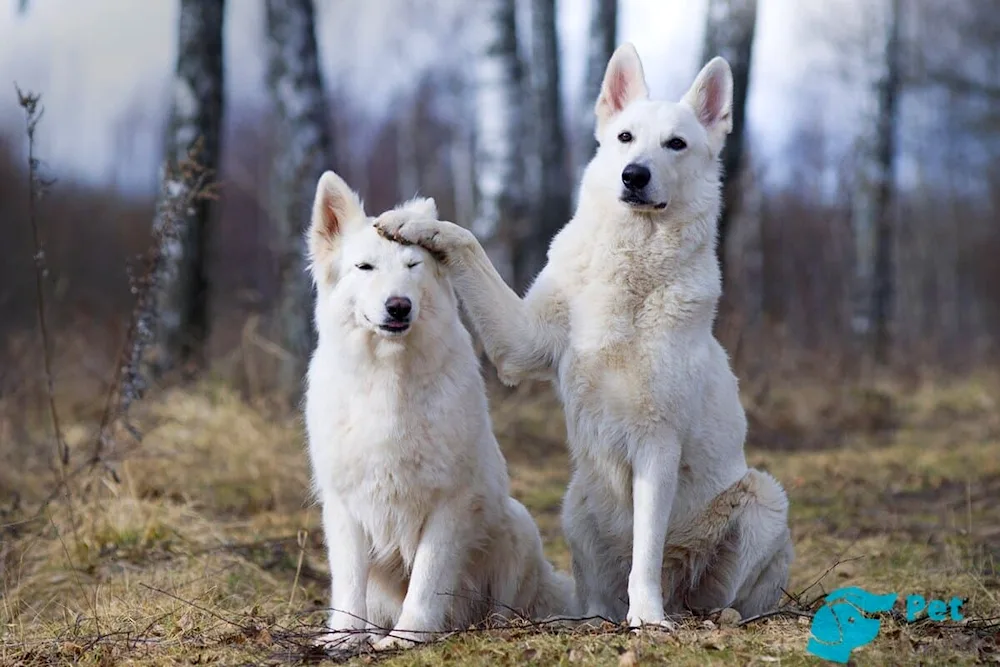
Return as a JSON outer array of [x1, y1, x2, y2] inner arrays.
[[374, 216, 474, 263]]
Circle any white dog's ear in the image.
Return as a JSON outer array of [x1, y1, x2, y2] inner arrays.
[[308, 170, 365, 282], [595, 42, 649, 135], [682, 57, 733, 149], [394, 196, 437, 220]]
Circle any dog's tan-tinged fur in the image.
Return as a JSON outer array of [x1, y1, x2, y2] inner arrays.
[[376, 44, 793, 628]]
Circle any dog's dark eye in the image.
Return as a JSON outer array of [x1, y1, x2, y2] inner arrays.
[[406, 261, 422, 269], [665, 137, 687, 151], [355, 263, 374, 271], [617, 131, 633, 143]]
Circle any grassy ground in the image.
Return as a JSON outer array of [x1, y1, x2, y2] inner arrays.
[[1, 376, 999, 666]]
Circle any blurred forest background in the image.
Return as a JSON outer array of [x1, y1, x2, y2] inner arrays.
[[1, 0, 999, 465], [2, 2, 1000, 664]]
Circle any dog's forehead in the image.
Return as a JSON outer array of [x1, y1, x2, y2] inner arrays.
[[342, 220, 426, 264], [616, 99, 701, 139]]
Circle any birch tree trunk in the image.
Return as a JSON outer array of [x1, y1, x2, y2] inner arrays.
[[524, 0, 572, 285], [147, 0, 225, 378], [575, 0, 617, 181], [701, 0, 757, 288], [451, 123, 477, 226], [851, 0, 901, 367], [397, 100, 420, 201], [264, 0, 333, 398], [473, 0, 527, 290]]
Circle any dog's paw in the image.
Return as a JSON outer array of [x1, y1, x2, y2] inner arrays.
[[628, 617, 678, 633], [372, 631, 422, 651], [374, 216, 473, 261], [627, 603, 676, 632], [314, 630, 371, 650]]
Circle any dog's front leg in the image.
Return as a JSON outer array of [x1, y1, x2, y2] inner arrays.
[[627, 434, 681, 630], [374, 502, 467, 651], [318, 496, 372, 649]]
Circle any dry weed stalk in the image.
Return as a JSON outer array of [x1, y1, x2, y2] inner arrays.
[[10, 86, 215, 519], [15, 85, 64, 471]]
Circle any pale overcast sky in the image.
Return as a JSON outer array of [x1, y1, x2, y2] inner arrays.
[[0, 0, 853, 194]]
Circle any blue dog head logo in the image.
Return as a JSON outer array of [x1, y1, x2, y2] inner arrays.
[[807, 586, 898, 663]]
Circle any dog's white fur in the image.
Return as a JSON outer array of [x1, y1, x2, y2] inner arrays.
[[376, 44, 793, 628], [304, 172, 573, 651]]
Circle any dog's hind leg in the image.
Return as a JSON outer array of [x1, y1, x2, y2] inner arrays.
[[494, 498, 576, 620], [678, 469, 792, 618], [562, 472, 630, 623]]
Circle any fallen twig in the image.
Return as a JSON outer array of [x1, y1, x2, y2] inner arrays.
[[736, 606, 815, 627]]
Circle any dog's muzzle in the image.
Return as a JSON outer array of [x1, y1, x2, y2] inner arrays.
[[380, 296, 412, 333], [619, 163, 666, 210]]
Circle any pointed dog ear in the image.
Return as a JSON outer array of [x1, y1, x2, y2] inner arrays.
[[307, 170, 365, 285], [595, 42, 649, 136], [682, 57, 733, 154]]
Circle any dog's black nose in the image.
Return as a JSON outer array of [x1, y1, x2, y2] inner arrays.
[[621, 163, 651, 191], [385, 296, 412, 320]]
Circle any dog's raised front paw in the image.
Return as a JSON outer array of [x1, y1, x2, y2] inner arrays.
[[374, 216, 472, 261]]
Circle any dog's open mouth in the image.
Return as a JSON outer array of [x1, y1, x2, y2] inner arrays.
[[379, 320, 411, 334], [621, 193, 667, 210]]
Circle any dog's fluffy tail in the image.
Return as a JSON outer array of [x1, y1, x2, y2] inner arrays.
[[664, 468, 789, 585]]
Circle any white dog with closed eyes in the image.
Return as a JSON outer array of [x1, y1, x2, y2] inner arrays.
[[377, 44, 793, 628], [304, 171, 573, 651]]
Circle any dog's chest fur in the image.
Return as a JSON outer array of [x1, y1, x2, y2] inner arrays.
[[306, 330, 497, 564], [553, 214, 719, 427], [544, 206, 744, 515]]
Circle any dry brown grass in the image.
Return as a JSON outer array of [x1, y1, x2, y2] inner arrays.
[[1, 374, 999, 665]]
